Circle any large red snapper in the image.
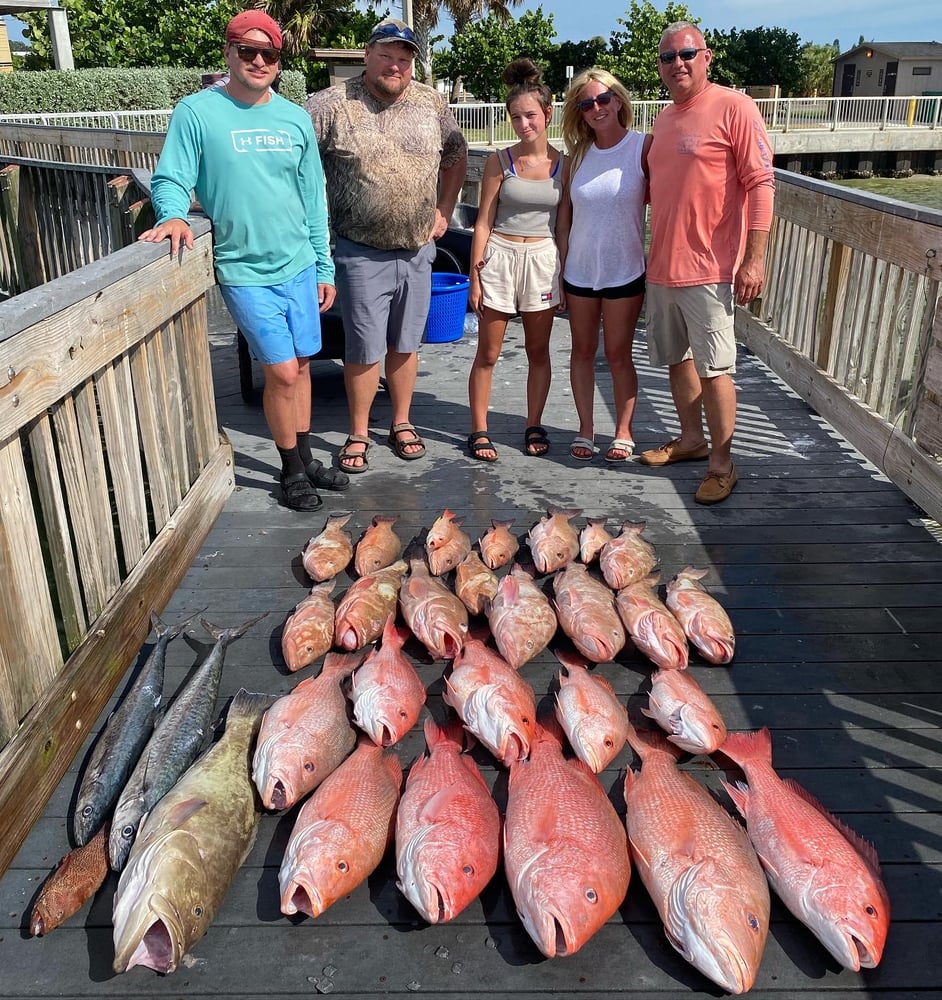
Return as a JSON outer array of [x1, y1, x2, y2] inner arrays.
[[399, 557, 468, 660], [252, 651, 364, 811], [527, 506, 582, 574], [486, 563, 557, 669], [720, 728, 890, 971], [30, 824, 110, 936], [454, 550, 498, 616], [665, 566, 736, 664], [333, 559, 408, 651], [478, 518, 519, 570], [281, 581, 335, 672], [279, 737, 402, 919], [552, 561, 626, 663], [444, 637, 536, 766], [425, 509, 472, 576], [504, 719, 630, 958], [643, 668, 728, 754], [615, 573, 689, 670], [301, 512, 354, 583], [354, 514, 403, 576], [599, 520, 658, 590], [396, 718, 501, 923], [553, 650, 629, 772], [349, 615, 426, 747], [623, 725, 769, 994]]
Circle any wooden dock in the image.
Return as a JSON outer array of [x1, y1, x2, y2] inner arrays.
[[1, 290, 940, 999]]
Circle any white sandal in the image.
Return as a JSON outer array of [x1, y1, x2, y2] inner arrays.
[[605, 438, 635, 463], [569, 436, 595, 461]]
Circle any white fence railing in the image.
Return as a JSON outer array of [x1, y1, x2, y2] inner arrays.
[[1, 95, 939, 144]]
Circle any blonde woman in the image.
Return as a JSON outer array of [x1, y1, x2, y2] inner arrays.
[[557, 68, 651, 462], [466, 58, 563, 462]]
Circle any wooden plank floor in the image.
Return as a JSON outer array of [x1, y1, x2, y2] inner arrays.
[[2, 288, 941, 999]]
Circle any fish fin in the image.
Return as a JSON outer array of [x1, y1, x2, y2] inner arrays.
[[227, 688, 276, 722], [552, 648, 591, 674], [200, 611, 270, 645], [321, 649, 369, 680], [162, 797, 209, 829], [721, 778, 749, 818], [718, 727, 772, 767]]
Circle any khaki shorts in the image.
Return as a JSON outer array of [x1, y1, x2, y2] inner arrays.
[[645, 282, 737, 377], [479, 233, 560, 314]]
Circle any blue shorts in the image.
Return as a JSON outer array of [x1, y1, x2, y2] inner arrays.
[[219, 263, 322, 366]]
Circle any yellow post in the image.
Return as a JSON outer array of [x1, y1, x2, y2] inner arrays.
[[907, 96, 917, 126]]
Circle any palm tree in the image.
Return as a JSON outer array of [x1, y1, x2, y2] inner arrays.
[[256, 0, 357, 58], [412, 0, 523, 85]]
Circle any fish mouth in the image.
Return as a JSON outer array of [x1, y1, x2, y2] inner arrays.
[[269, 780, 288, 811], [114, 893, 182, 974], [499, 732, 527, 767], [282, 879, 324, 919]]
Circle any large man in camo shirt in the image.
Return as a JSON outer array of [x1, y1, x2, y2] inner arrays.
[[306, 18, 468, 474]]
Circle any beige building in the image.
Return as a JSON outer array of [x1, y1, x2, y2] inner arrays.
[[0, 19, 13, 71], [832, 42, 942, 98]]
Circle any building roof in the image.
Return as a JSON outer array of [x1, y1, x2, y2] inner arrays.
[[837, 41, 942, 61]]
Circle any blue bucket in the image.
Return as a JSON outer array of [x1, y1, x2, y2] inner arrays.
[[424, 272, 470, 343]]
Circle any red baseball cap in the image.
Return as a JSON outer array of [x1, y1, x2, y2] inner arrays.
[[226, 10, 283, 50]]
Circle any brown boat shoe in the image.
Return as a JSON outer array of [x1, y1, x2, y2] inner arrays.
[[695, 464, 738, 505], [638, 437, 710, 466]]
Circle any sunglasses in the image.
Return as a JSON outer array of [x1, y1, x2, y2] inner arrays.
[[575, 91, 616, 113], [232, 43, 281, 66], [369, 22, 418, 45], [658, 47, 706, 64]]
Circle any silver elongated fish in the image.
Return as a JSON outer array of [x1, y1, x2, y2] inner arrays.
[[112, 688, 274, 975], [108, 613, 268, 872], [72, 611, 197, 846]]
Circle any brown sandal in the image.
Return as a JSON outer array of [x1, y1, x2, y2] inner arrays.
[[388, 422, 426, 461], [338, 434, 371, 473]]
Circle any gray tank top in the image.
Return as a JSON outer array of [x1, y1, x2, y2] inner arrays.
[[492, 147, 562, 238]]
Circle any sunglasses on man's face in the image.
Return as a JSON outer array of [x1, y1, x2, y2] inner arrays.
[[575, 91, 615, 113], [233, 43, 281, 66], [658, 47, 706, 64]]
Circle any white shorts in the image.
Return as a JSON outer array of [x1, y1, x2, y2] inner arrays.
[[478, 233, 560, 314], [645, 282, 737, 377]]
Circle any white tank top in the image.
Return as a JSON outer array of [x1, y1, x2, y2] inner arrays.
[[564, 130, 646, 290]]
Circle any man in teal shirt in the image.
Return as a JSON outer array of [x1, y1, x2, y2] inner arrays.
[[140, 10, 344, 510]]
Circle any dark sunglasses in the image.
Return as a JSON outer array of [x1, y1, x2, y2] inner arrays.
[[368, 22, 418, 45], [575, 91, 615, 112], [233, 43, 281, 66], [658, 47, 706, 64]]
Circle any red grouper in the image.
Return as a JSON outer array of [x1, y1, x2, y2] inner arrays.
[[720, 727, 890, 971], [503, 718, 630, 957], [30, 824, 110, 937], [396, 718, 501, 923]]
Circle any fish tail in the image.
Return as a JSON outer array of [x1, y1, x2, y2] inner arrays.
[[373, 513, 400, 525], [424, 715, 466, 751], [492, 518, 515, 529], [548, 506, 583, 519], [718, 727, 772, 768], [226, 688, 277, 722], [624, 722, 679, 760], [200, 611, 270, 646], [321, 648, 369, 680], [327, 511, 355, 527]]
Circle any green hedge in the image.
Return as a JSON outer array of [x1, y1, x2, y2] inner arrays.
[[0, 67, 308, 114]]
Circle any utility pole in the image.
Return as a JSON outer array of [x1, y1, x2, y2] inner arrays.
[[401, 0, 413, 28]]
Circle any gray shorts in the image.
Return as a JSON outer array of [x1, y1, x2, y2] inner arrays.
[[645, 282, 737, 377], [333, 236, 436, 365]]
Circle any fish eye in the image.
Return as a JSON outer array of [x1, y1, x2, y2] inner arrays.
[[747, 912, 760, 931], [338, 860, 349, 872], [462, 864, 474, 876], [585, 888, 598, 903], [399, 709, 408, 718], [122, 825, 134, 838], [604, 738, 614, 748], [193, 905, 203, 916], [81, 805, 92, 818], [304, 761, 314, 772], [866, 905, 877, 916]]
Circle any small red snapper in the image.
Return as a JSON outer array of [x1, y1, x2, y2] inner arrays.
[[354, 514, 403, 576], [504, 719, 630, 958], [454, 550, 498, 616], [425, 509, 472, 576], [643, 668, 728, 754], [279, 737, 402, 919], [301, 512, 354, 583], [599, 521, 658, 590], [349, 615, 426, 747], [478, 519, 519, 570], [444, 637, 536, 766], [579, 516, 614, 565], [552, 561, 625, 663], [399, 557, 469, 660], [615, 573, 689, 670], [333, 559, 408, 651], [720, 728, 890, 971], [486, 563, 557, 669], [281, 581, 335, 672], [554, 651, 629, 772], [395, 718, 501, 923], [623, 725, 769, 994], [527, 507, 582, 575], [665, 566, 736, 664], [30, 824, 110, 936]]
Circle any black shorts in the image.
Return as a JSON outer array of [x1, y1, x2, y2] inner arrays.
[[563, 273, 646, 300]]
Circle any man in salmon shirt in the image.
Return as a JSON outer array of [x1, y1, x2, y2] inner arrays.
[[640, 20, 774, 504]]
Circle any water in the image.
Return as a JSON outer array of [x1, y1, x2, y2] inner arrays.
[[834, 175, 942, 211]]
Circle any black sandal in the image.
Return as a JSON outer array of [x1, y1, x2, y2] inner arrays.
[[306, 459, 350, 492], [280, 472, 323, 511], [467, 431, 499, 463], [524, 425, 550, 456]]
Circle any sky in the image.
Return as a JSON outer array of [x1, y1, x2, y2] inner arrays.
[[4, 0, 940, 50]]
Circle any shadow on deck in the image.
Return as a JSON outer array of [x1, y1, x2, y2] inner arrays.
[[1, 290, 940, 999]]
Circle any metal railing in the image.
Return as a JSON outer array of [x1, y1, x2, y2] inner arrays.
[[1, 94, 940, 143]]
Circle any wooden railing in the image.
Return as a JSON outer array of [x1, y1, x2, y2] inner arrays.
[[0, 220, 234, 875], [738, 169, 942, 521]]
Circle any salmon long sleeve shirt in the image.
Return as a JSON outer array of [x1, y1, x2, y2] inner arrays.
[[647, 83, 775, 287]]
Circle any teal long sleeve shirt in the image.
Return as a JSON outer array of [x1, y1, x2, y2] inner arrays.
[[151, 87, 334, 287]]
